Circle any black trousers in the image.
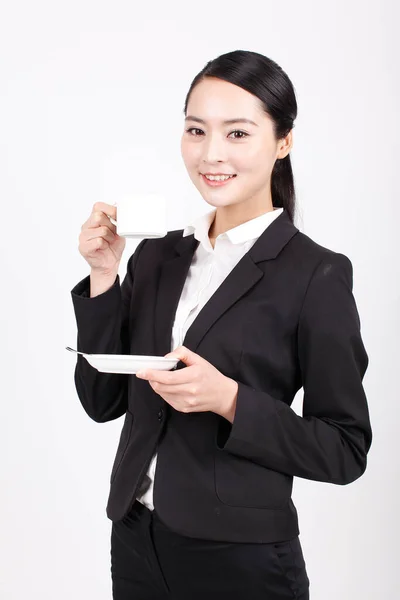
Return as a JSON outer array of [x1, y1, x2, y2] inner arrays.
[[110, 499, 310, 599]]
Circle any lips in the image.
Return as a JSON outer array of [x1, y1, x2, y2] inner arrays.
[[201, 173, 237, 187]]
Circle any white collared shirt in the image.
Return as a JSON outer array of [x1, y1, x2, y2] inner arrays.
[[136, 206, 284, 511]]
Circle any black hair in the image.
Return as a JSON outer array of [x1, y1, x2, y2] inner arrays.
[[183, 50, 298, 223]]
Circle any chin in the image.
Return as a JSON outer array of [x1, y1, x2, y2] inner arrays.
[[202, 197, 242, 209]]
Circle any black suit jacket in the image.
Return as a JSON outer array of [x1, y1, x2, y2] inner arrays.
[[70, 209, 372, 543]]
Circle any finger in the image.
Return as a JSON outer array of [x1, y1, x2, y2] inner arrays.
[[80, 237, 111, 256], [150, 381, 198, 396], [92, 201, 117, 221], [86, 211, 117, 234], [80, 225, 115, 244], [137, 367, 195, 384]]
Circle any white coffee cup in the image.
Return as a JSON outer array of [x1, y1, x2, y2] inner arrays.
[[111, 193, 167, 238]]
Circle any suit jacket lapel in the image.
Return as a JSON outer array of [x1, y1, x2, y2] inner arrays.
[[154, 210, 299, 357], [154, 233, 199, 356]]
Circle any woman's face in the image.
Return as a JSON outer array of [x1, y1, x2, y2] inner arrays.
[[181, 77, 292, 211]]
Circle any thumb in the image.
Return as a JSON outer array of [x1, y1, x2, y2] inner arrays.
[[164, 346, 199, 366]]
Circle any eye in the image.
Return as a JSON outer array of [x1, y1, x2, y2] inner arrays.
[[228, 130, 248, 139], [185, 128, 249, 140], [185, 127, 204, 136]]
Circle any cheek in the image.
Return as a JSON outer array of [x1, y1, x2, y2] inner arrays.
[[238, 145, 274, 176], [181, 139, 200, 168], [229, 141, 263, 170]]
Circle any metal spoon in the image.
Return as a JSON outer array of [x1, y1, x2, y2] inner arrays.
[[65, 346, 91, 356]]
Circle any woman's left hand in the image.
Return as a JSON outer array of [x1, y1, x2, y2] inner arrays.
[[136, 346, 238, 422]]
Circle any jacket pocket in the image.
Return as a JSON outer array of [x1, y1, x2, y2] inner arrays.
[[213, 444, 293, 509], [110, 410, 134, 483]]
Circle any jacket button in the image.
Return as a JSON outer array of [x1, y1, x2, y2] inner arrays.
[[158, 408, 164, 421]]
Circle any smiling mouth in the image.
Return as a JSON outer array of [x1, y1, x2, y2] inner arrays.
[[200, 174, 238, 186], [201, 173, 237, 178]]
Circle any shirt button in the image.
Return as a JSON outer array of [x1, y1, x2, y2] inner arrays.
[[158, 408, 164, 421]]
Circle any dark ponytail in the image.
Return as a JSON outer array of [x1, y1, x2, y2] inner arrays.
[[183, 50, 298, 224]]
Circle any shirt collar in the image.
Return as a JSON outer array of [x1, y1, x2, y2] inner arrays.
[[183, 207, 284, 247]]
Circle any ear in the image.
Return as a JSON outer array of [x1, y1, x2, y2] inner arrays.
[[276, 130, 293, 160]]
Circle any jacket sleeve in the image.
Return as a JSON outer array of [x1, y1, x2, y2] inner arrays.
[[70, 239, 147, 423], [219, 253, 372, 485]]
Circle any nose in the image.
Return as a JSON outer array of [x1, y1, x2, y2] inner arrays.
[[201, 133, 227, 164]]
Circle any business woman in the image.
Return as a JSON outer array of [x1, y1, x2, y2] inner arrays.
[[70, 50, 372, 599]]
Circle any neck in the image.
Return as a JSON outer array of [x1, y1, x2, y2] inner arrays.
[[208, 200, 275, 241]]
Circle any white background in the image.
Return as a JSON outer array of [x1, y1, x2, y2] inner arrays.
[[0, 1, 398, 598]]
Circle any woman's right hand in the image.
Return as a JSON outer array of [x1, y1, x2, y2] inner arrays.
[[79, 202, 126, 274]]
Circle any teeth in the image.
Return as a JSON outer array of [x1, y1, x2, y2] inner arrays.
[[204, 174, 235, 181]]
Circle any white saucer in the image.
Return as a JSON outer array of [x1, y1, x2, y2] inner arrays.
[[81, 353, 179, 374]]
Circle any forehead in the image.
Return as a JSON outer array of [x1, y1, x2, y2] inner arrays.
[[187, 77, 264, 123]]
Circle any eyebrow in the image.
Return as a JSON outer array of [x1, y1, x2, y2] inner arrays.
[[185, 116, 259, 127]]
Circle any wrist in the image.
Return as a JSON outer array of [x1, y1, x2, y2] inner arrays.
[[89, 270, 118, 297], [219, 378, 238, 423]]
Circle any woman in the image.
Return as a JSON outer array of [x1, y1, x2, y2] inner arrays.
[[71, 50, 372, 599]]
